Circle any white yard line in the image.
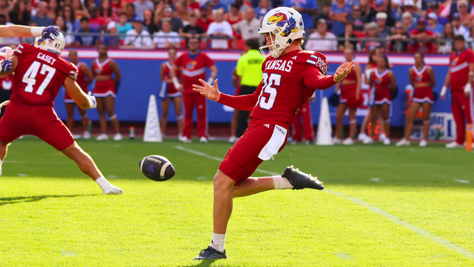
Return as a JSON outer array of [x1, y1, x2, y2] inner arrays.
[[174, 145, 474, 260]]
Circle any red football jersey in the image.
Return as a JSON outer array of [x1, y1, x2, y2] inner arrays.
[[92, 58, 113, 76], [411, 65, 430, 87], [449, 49, 474, 91], [175, 51, 214, 93], [248, 50, 329, 130], [370, 69, 390, 91], [11, 43, 77, 106]]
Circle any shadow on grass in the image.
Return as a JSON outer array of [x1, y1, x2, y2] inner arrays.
[[182, 259, 243, 267], [0, 194, 96, 206]]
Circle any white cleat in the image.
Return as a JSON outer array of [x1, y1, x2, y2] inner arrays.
[[199, 136, 208, 143], [102, 186, 123, 195], [113, 133, 123, 141], [379, 133, 387, 142], [181, 136, 192, 143], [83, 131, 91, 139], [229, 136, 238, 144], [446, 141, 464, 148], [73, 134, 82, 139], [96, 133, 109, 141], [342, 138, 354, 145], [358, 132, 368, 141], [383, 138, 391, 145], [419, 140, 427, 147], [396, 139, 411, 146], [363, 137, 374, 144], [333, 137, 342, 144]]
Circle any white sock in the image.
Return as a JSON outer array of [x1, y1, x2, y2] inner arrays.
[[272, 176, 293, 189], [95, 177, 114, 190], [210, 233, 226, 252]]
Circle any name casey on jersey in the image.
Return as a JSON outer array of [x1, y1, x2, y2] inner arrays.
[[37, 52, 56, 65]]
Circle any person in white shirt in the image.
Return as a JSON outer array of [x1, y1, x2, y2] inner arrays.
[[123, 18, 153, 48], [305, 19, 337, 51], [452, 13, 470, 40], [134, 0, 154, 20], [232, 7, 260, 40], [153, 19, 181, 48], [207, 8, 233, 49]]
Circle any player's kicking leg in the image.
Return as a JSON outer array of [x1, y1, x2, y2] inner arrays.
[[62, 142, 123, 194]]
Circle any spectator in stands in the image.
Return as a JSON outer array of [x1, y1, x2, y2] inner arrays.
[[9, 0, 30, 26], [153, 0, 164, 24], [210, 0, 227, 12], [197, 6, 214, 32], [305, 19, 337, 51], [359, 0, 372, 22], [390, 0, 402, 20], [63, 5, 79, 32], [0, 0, 9, 19], [351, 5, 365, 31], [126, 3, 141, 22], [361, 22, 385, 51], [401, 12, 416, 33], [452, 13, 470, 40], [103, 21, 120, 46], [284, 0, 318, 36], [75, 17, 100, 46], [175, 1, 189, 25], [207, 8, 233, 49], [47, 0, 58, 21], [31, 1, 53, 26], [438, 22, 454, 53], [99, 0, 118, 25], [124, 17, 153, 48], [390, 21, 409, 52], [88, 4, 107, 32], [376, 12, 392, 38], [117, 12, 133, 40], [134, 0, 154, 20], [111, 0, 123, 15], [180, 13, 205, 44], [0, 15, 19, 45], [330, 0, 351, 36], [154, 19, 181, 48], [337, 21, 358, 51], [457, 0, 473, 28], [187, 0, 200, 12], [143, 8, 158, 34], [73, 0, 89, 20], [57, 15, 75, 45], [162, 5, 183, 32], [313, 3, 333, 32], [254, 0, 271, 20], [427, 12, 444, 38], [232, 7, 259, 40], [225, 3, 243, 27], [366, 0, 395, 27], [430, 3, 450, 26], [446, 0, 471, 22], [402, 0, 421, 24], [410, 18, 436, 52]]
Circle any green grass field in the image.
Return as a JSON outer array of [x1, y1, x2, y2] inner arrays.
[[1, 137, 473, 266]]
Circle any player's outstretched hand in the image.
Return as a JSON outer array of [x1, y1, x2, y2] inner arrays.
[[42, 26, 60, 40], [333, 61, 355, 83], [193, 78, 221, 101]]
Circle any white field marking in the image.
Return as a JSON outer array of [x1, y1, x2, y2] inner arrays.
[[454, 179, 470, 184], [4, 160, 18, 163], [197, 176, 207, 180], [175, 145, 474, 260], [17, 173, 28, 177], [107, 175, 118, 178], [371, 178, 382, 182]]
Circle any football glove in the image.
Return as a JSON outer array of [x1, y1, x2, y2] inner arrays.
[[42, 26, 61, 40], [0, 59, 12, 73]]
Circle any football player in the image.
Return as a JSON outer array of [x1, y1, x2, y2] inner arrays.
[[192, 7, 353, 260], [0, 31, 123, 195]]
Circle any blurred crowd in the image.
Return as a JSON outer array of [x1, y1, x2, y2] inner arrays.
[[1, 0, 474, 52]]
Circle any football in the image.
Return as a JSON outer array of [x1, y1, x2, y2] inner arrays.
[[139, 155, 175, 182]]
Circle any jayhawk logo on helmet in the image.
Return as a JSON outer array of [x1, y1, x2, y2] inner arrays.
[[267, 12, 288, 27]]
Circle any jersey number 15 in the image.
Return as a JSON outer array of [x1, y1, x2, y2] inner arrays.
[[22, 61, 56, 96], [257, 73, 281, 110]]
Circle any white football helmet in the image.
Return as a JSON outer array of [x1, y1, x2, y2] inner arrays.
[[34, 32, 65, 55], [258, 7, 305, 58]]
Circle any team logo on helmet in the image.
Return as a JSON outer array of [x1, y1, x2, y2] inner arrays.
[[267, 12, 288, 27]]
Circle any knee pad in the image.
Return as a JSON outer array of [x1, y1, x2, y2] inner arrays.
[[109, 114, 117, 120]]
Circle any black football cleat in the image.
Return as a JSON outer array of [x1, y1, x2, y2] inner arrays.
[[282, 165, 324, 190], [192, 246, 227, 260]]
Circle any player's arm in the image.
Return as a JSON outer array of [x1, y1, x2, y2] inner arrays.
[[64, 77, 96, 110], [388, 71, 396, 91], [81, 63, 94, 86], [109, 60, 121, 84], [0, 55, 18, 78], [408, 68, 414, 88], [427, 66, 435, 88], [0, 25, 44, 37], [441, 67, 451, 100], [301, 61, 355, 90]]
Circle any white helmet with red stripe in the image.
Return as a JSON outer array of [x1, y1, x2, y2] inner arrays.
[[258, 7, 305, 58]]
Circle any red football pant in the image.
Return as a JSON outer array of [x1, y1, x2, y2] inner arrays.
[[292, 102, 314, 142], [451, 90, 473, 144], [182, 93, 208, 138]]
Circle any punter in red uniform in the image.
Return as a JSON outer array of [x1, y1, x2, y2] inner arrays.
[[364, 55, 396, 145], [441, 35, 474, 148], [172, 37, 218, 143], [397, 52, 435, 147], [92, 44, 122, 141], [65, 50, 93, 139], [0, 32, 122, 194], [159, 47, 184, 141], [334, 47, 362, 145], [191, 7, 354, 260]]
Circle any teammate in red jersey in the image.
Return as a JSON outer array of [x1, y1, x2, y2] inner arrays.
[[397, 52, 435, 147], [441, 35, 474, 148], [334, 47, 362, 145], [92, 44, 122, 141], [65, 49, 94, 139], [159, 47, 184, 141], [364, 55, 396, 145], [191, 7, 354, 260], [172, 37, 217, 143], [0, 32, 123, 195]]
